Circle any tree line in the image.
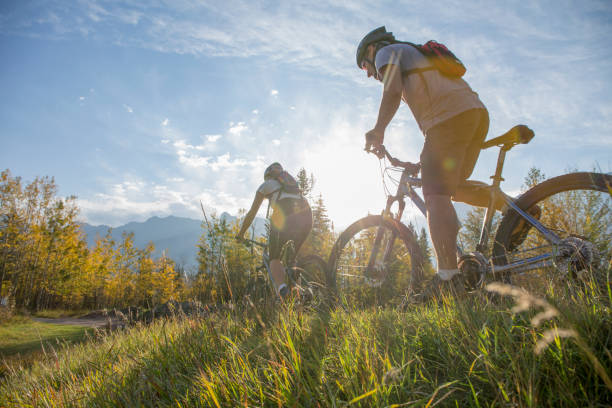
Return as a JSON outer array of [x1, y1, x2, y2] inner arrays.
[[0, 169, 181, 311], [0, 168, 370, 311]]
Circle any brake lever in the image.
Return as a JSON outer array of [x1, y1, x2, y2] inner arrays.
[[364, 144, 385, 159]]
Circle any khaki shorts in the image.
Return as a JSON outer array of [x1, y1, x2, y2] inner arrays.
[[420, 108, 489, 197]]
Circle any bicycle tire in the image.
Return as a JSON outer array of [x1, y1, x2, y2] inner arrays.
[[294, 254, 329, 304], [296, 254, 328, 287], [492, 172, 611, 284], [327, 215, 425, 305]]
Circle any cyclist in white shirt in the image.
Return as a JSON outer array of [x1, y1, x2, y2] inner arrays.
[[237, 163, 312, 298]]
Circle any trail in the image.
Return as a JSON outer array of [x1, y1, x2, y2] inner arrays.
[[32, 317, 119, 328]]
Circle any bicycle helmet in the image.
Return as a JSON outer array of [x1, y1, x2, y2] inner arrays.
[[264, 162, 283, 180], [356, 26, 395, 69]]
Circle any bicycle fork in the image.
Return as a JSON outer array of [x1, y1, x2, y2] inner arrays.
[[366, 195, 405, 278]]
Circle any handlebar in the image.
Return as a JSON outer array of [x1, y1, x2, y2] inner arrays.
[[365, 144, 421, 176]]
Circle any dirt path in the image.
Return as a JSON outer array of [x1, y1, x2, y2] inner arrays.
[[32, 317, 120, 328]]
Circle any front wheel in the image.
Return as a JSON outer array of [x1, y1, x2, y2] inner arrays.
[[327, 215, 425, 306], [292, 254, 328, 305], [492, 172, 611, 288]]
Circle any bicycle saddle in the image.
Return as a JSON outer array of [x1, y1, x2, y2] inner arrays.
[[482, 125, 535, 150]]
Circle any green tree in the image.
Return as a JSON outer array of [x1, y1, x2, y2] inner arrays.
[[196, 214, 256, 303], [296, 168, 315, 199], [304, 194, 334, 257], [459, 207, 501, 253], [523, 167, 545, 190], [416, 226, 433, 272]]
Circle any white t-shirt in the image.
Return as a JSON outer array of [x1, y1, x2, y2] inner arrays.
[[257, 179, 302, 206], [375, 43, 486, 134]]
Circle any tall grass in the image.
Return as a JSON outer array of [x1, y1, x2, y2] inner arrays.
[[1, 276, 610, 407]]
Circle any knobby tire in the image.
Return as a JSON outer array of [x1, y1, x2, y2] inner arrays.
[[327, 215, 424, 304], [492, 171, 611, 284]]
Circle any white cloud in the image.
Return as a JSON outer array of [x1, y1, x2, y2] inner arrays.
[[84, 0, 110, 23], [207, 134, 221, 142], [123, 104, 133, 113], [272, 139, 281, 146], [270, 89, 279, 97], [209, 153, 247, 171], [78, 175, 256, 227], [177, 151, 210, 168], [228, 121, 248, 136], [162, 118, 169, 126], [252, 109, 259, 115]]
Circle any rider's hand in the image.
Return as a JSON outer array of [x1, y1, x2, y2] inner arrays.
[[365, 129, 385, 158]]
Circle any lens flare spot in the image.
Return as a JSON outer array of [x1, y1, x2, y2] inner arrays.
[[443, 157, 457, 171], [271, 209, 286, 230]]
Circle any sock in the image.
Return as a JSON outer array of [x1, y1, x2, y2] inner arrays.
[[437, 269, 460, 281]]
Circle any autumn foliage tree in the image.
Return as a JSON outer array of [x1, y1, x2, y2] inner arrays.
[[0, 169, 180, 311]]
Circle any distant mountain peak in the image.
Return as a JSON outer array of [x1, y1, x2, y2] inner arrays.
[[80, 213, 266, 272]]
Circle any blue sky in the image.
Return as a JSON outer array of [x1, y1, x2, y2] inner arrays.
[[1, 0, 611, 229]]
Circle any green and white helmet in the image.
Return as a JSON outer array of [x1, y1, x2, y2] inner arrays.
[[356, 26, 395, 68]]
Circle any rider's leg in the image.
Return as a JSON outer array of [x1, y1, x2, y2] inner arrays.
[[270, 198, 313, 296], [426, 194, 460, 272], [421, 109, 489, 284], [268, 220, 287, 295], [452, 181, 512, 211], [269, 259, 286, 291], [447, 110, 505, 210]]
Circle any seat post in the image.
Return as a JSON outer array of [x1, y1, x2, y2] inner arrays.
[[477, 146, 510, 252], [491, 145, 509, 187]]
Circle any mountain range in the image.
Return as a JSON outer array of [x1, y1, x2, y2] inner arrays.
[[80, 213, 267, 272]]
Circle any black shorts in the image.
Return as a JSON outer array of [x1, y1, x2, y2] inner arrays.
[[269, 197, 312, 260], [421, 108, 489, 197]]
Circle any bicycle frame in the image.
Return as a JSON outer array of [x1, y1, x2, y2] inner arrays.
[[243, 238, 273, 285], [242, 238, 305, 296], [368, 143, 564, 279]]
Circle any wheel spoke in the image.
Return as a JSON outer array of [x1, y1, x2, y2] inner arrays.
[[328, 215, 424, 306]]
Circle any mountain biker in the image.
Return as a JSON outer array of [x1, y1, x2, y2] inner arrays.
[[357, 26, 524, 295], [236, 163, 313, 299]]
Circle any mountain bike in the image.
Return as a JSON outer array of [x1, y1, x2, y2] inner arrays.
[[327, 124, 611, 303], [241, 238, 328, 305]]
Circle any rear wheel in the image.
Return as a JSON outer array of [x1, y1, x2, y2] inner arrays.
[[493, 172, 611, 290], [293, 254, 329, 305], [327, 215, 425, 306]]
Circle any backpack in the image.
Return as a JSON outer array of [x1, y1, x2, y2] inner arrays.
[[398, 40, 466, 78], [276, 171, 302, 196]]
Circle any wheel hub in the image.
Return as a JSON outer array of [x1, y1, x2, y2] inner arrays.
[[554, 236, 597, 276]]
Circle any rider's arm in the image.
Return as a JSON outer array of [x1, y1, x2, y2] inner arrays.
[[237, 192, 265, 239], [370, 64, 403, 142]]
